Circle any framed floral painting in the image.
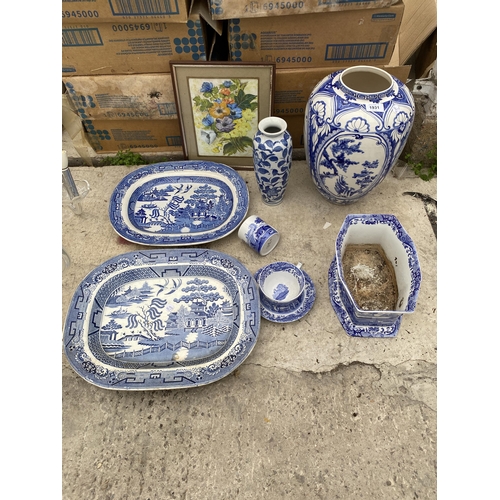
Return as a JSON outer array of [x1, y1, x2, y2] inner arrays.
[[170, 61, 275, 167]]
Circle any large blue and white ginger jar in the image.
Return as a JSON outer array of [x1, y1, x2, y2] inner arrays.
[[304, 66, 415, 204], [253, 116, 293, 205]]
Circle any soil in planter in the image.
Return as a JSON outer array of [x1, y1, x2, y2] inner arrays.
[[341, 244, 398, 311]]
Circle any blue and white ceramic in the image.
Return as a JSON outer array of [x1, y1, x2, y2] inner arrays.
[[255, 268, 316, 323], [328, 256, 402, 338], [253, 116, 293, 205], [63, 249, 261, 390], [304, 66, 415, 204], [109, 161, 249, 246], [237, 215, 280, 256], [329, 214, 421, 337], [256, 261, 305, 313]]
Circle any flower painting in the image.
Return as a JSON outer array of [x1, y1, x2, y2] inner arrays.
[[189, 78, 259, 157], [170, 62, 274, 165]]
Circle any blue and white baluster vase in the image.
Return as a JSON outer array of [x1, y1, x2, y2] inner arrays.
[[304, 65, 415, 204], [253, 116, 293, 205]]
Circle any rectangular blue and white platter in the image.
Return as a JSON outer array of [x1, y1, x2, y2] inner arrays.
[[63, 249, 261, 390]]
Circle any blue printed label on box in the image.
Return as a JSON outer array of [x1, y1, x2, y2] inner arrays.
[[62, 0, 190, 23]]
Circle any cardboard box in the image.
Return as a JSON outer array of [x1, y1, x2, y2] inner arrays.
[[83, 119, 183, 152], [228, 2, 404, 68], [412, 28, 436, 79], [274, 65, 411, 115], [279, 114, 306, 148], [397, 0, 436, 64], [63, 74, 178, 120], [209, 0, 399, 20], [62, 0, 191, 24], [63, 92, 96, 164], [62, 19, 210, 75], [62, 1, 223, 75]]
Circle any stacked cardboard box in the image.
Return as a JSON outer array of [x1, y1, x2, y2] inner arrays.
[[207, 0, 411, 147], [209, 0, 399, 19], [63, 73, 184, 153], [397, 0, 436, 65], [226, 4, 404, 68], [62, 0, 223, 153], [63, 1, 433, 154]]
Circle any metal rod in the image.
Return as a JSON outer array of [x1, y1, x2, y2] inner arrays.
[[62, 150, 83, 214], [62, 150, 80, 198]]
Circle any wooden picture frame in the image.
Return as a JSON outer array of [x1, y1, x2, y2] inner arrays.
[[170, 61, 275, 167]]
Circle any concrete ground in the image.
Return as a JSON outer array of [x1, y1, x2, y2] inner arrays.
[[62, 149, 437, 499]]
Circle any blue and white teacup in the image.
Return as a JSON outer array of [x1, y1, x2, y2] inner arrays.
[[256, 261, 305, 313], [238, 215, 280, 256]]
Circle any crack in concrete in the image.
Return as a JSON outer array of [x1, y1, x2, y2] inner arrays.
[[244, 359, 436, 411], [247, 358, 435, 375]]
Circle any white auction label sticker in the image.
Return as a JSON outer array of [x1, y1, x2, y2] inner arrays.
[[365, 102, 384, 112]]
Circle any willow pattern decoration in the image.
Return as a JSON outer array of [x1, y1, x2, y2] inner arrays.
[[170, 62, 275, 167]]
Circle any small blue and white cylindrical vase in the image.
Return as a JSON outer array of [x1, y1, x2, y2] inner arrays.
[[252, 116, 293, 205], [238, 215, 280, 256]]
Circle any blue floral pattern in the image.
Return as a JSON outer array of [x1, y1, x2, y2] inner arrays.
[[305, 68, 415, 204], [253, 123, 293, 205]]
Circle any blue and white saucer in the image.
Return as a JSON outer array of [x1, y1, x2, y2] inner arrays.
[[255, 268, 316, 323], [328, 256, 401, 337]]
